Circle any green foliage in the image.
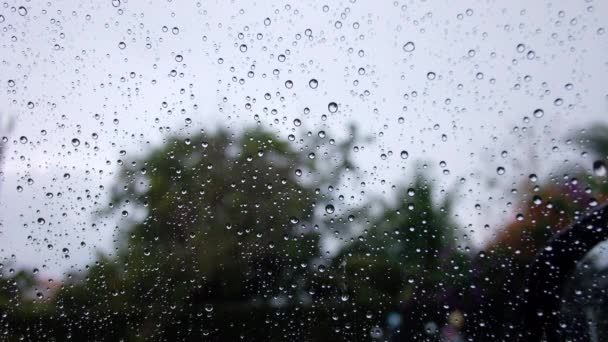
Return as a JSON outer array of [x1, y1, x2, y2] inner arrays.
[[10, 122, 608, 340]]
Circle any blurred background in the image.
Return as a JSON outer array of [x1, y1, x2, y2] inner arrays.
[[0, 0, 607, 340]]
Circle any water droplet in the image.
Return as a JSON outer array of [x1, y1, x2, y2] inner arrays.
[[318, 265, 326, 273], [400, 151, 409, 159], [593, 160, 607, 177], [426, 72, 436, 80], [370, 327, 383, 338], [309, 79, 318, 89], [118, 41, 126, 49], [71, 138, 80, 147], [496, 167, 505, 175], [112, 0, 121, 7], [284, 80, 293, 89], [328, 102, 338, 113], [325, 204, 335, 214], [239, 44, 247, 52], [37, 218, 45, 225], [533, 109, 544, 118], [19, 136, 28, 144], [18, 6, 27, 16], [403, 41, 415, 52], [264, 17, 271, 26], [27, 101, 34, 109]]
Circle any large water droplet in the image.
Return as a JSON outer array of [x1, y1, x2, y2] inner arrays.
[[593, 160, 607, 177], [328, 102, 338, 113], [325, 204, 335, 214], [533, 108, 544, 118]]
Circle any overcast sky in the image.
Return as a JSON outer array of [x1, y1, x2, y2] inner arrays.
[[1, 0, 607, 275]]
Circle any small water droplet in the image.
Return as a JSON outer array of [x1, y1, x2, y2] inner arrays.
[[403, 41, 415, 52], [325, 204, 335, 214]]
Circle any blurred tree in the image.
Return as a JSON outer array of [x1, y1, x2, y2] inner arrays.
[[324, 174, 467, 341], [48, 127, 358, 341], [464, 124, 608, 339]]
